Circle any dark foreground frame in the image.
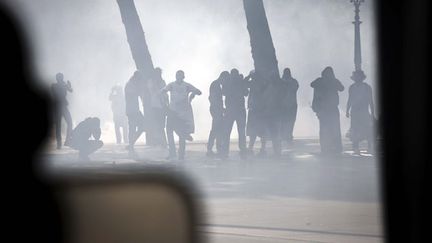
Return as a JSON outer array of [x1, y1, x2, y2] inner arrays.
[[1, 0, 430, 242]]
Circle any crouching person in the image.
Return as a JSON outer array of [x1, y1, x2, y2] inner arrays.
[[68, 117, 104, 161]]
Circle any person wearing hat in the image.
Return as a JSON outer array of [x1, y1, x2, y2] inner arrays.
[[346, 70, 375, 154]]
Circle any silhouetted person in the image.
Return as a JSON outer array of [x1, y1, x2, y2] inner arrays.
[[281, 68, 299, 143], [311, 67, 344, 154], [246, 71, 268, 156], [162, 70, 202, 161], [346, 70, 375, 154], [125, 71, 146, 153], [260, 72, 284, 157], [51, 72, 73, 149], [148, 68, 168, 147], [221, 68, 250, 158], [207, 71, 229, 157], [109, 85, 128, 144], [68, 117, 104, 161]]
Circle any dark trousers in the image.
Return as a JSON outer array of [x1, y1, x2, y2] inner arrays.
[[222, 108, 246, 156], [127, 113, 145, 148], [282, 104, 297, 142], [54, 106, 73, 148], [166, 126, 186, 160], [207, 110, 224, 153], [114, 123, 128, 144], [318, 108, 343, 154]]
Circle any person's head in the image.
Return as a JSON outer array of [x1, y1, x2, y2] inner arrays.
[[154, 67, 162, 79], [90, 117, 100, 128], [176, 70, 185, 82], [218, 71, 230, 83], [56, 72, 64, 82], [321, 66, 335, 79], [351, 70, 366, 83], [282, 68, 292, 80], [230, 68, 239, 77]]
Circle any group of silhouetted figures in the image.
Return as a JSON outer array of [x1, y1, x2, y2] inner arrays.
[[51, 66, 375, 161]]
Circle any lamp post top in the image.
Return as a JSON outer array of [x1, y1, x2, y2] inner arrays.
[[350, 0, 364, 6]]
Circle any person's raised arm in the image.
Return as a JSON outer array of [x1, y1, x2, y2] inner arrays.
[[66, 80, 73, 92]]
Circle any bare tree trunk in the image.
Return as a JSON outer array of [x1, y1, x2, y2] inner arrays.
[[243, 0, 279, 79], [117, 0, 155, 145]]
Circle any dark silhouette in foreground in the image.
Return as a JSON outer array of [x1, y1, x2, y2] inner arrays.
[[207, 71, 229, 157], [281, 68, 299, 144], [162, 70, 201, 161], [311, 67, 344, 155], [125, 71, 146, 154], [51, 72, 73, 149], [68, 117, 104, 160], [346, 70, 375, 154], [109, 85, 128, 144]]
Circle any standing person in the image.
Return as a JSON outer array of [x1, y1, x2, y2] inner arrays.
[[68, 117, 104, 161], [246, 71, 267, 156], [311, 67, 345, 155], [207, 71, 229, 157], [109, 85, 128, 144], [281, 68, 299, 144], [125, 71, 146, 153], [260, 72, 285, 157], [148, 67, 169, 148], [221, 69, 250, 159], [51, 72, 73, 149], [162, 70, 202, 161], [346, 70, 375, 154]]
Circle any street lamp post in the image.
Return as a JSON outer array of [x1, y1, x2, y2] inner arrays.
[[350, 0, 366, 81]]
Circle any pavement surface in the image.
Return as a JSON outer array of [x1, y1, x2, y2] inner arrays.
[[43, 138, 383, 243]]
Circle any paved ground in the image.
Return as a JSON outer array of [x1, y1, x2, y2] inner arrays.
[[43, 138, 383, 242]]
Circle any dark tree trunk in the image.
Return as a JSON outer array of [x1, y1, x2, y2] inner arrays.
[[243, 0, 279, 80], [117, 0, 155, 145]]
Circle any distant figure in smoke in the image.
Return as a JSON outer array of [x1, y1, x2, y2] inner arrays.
[[346, 70, 375, 154], [125, 71, 146, 153], [281, 68, 299, 144], [221, 69, 250, 159], [51, 72, 73, 149], [68, 117, 103, 161], [109, 85, 128, 144], [161, 70, 201, 161], [207, 71, 229, 157], [148, 68, 168, 148], [246, 70, 268, 156], [311, 67, 344, 155]]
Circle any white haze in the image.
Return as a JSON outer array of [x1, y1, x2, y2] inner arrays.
[[6, 0, 377, 143]]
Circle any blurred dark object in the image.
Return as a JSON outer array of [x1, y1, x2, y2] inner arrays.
[[378, 0, 429, 242], [53, 170, 201, 243], [0, 3, 62, 243]]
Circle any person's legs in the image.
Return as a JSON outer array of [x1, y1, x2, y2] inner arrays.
[[222, 112, 235, 157], [114, 122, 121, 144], [236, 109, 247, 154], [178, 138, 186, 161], [63, 107, 73, 146], [54, 110, 62, 149], [78, 140, 103, 160], [207, 115, 217, 154], [122, 124, 129, 144], [166, 125, 176, 159]]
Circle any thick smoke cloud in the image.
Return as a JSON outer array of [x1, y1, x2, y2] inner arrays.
[[6, 0, 376, 142]]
